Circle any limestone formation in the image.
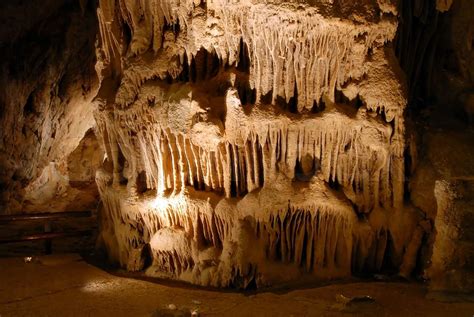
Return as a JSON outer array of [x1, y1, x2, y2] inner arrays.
[[1, 0, 473, 294], [92, 0, 420, 287]]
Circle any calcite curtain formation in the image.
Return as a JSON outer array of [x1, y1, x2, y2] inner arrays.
[[94, 0, 418, 287]]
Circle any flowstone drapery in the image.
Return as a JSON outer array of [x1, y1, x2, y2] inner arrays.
[[94, 0, 421, 287]]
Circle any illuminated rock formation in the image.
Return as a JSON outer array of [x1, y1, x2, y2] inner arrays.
[[92, 0, 423, 287]]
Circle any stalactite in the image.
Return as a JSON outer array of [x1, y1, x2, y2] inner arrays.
[[92, 0, 415, 289], [97, 96, 397, 211], [97, 181, 390, 287], [97, 0, 401, 120]]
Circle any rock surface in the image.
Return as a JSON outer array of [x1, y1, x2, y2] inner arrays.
[[0, 0, 100, 213], [91, 0, 417, 288], [0, 0, 473, 295]]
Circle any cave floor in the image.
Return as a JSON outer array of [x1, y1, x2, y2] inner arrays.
[[0, 254, 473, 317]]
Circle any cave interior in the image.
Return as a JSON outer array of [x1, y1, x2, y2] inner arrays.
[[0, 0, 474, 315]]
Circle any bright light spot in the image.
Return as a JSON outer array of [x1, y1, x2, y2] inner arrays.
[[80, 280, 116, 293], [149, 194, 187, 214], [150, 196, 170, 210]]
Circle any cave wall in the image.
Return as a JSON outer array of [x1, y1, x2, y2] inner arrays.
[[396, 0, 474, 297], [0, 0, 100, 213]]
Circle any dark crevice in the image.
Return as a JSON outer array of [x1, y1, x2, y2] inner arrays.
[[311, 98, 326, 113], [122, 20, 132, 49], [294, 156, 319, 182], [136, 171, 148, 194], [191, 48, 220, 82], [23, 90, 36, 116], [237, 38, 250, 73], [258, 141, 265, 187], [394, 0, 443, 107], [178, 53, 190, 82], [328, 177, 341, 191], [236, 80, 256, 106], [288, 83, 298, 113], [229, 146, 238, 197], [403, 147, 412, 202]]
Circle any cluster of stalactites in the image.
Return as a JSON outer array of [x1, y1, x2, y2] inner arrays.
[[234, 8, 397, 112], [97, 0, 193, 59], [96, 186, 386, 286], [95, 100, 399, 212], [96, 0, 399, 113]]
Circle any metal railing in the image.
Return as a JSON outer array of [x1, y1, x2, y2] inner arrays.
[[0, 211, 94, 254]]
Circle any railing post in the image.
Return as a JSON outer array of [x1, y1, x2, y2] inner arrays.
[[44, 221, 52, 254]]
